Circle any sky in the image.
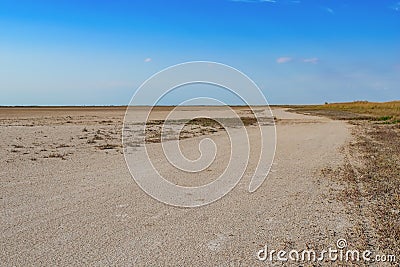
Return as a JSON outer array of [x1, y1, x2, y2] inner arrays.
[[0, 0, 399, 105]]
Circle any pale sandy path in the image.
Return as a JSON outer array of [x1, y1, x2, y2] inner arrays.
[[1, 107, 353, 266]]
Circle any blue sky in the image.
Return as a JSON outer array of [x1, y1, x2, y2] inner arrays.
[[0, 0, 399, 105]]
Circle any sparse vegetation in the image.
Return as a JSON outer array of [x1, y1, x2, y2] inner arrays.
[[287, 101, 400, 123], [376, 115, 393, 121], [46, 153, 67, 160], [292, 102, 400, 257], [56, 144, 70, 148], [96, 144, 120, 150], [93, 134, 104, 140], [143, 116, 265, 143], [343, 122, 399, 257]]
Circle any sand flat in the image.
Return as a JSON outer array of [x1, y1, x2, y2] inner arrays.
[[1, 107, 353, 266]]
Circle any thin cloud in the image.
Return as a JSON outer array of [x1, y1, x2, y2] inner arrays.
[[303, 58, 319, 64], [322, 7, 334, 14], [390, 2, 400, 11], [276, 57, 292, 64], [144, 58, 152, 63]]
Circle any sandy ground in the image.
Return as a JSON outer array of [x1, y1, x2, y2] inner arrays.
[[1, 107, 355, 266]]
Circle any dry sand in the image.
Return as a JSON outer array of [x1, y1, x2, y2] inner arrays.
[[1, 107, 355, 266]]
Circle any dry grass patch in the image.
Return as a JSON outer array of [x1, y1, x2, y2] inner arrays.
[[45, 153, 67, 160], [96, 144, 120, 150], [287, 101, 400, 123], [143, 116, 259, 143], [305, 102, 400, 256], [325, 122, 400, 257]]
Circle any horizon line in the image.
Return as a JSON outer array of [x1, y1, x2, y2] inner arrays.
[[0, 100, 399, 108]]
